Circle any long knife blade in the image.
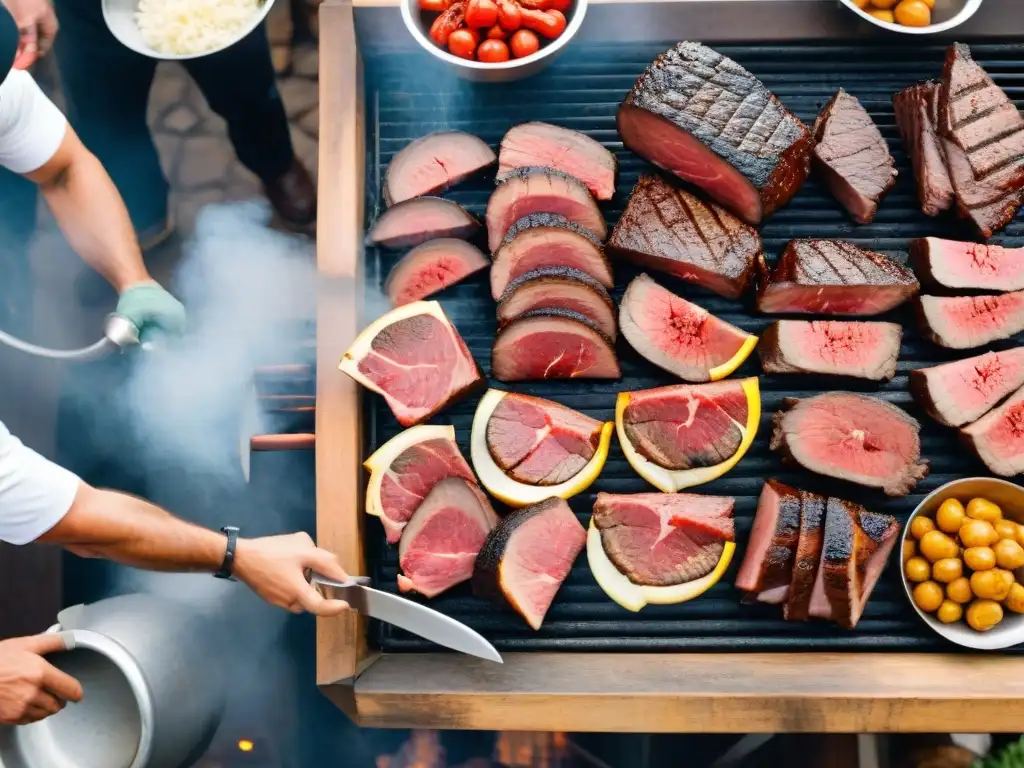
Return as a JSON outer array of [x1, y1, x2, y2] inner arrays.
[[313, 576, 502, 663]]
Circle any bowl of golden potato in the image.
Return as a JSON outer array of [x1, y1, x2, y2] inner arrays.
[[840, 0, 983, 33], [902, 478, 1024, 650]]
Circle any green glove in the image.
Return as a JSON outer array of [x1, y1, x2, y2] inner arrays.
[[116, 283, 187, 343]]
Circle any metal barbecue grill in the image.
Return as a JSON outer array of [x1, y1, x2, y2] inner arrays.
[[361, 41, 1024, 654]]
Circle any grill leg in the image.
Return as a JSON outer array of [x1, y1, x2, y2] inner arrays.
[[708, 734, 776, 768]]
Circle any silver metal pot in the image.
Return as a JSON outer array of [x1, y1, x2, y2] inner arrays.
[[0, 594, 226, 768]]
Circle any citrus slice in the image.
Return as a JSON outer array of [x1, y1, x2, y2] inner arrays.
[[587, 520, 735, 611], [709, 335, 759, 381], [616, 377, 760, 492], [471, 389, 613, 507]]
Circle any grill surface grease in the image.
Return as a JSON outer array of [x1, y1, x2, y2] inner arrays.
[[362, 43, 1024, 652]]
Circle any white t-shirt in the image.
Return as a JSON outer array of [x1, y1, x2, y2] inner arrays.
[[0, 68, 68, 174], [0, 420, 81, 545]]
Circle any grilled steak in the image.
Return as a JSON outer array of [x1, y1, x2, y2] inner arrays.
[[911, 348, 1024, 428], [608, 175, 762, 299], [939, 43, 1024, 189], [385, 239, 489, 306], [758, 320, 902, 381], [756, 240, 919, 316], [892, 82, 954, 217], [941, 137, 1024, 238], [473, 497, 586, 629], [783, 489, 827, 621], [491, 309, 621, 381], [620, 273, 756, 382], [911, 237, 1024, 293], [485, 393, 603, 486], [498, 122, 617, 201], [961, 383, 1024, 477], [917, 291, 1024, 349], [384, 131, 496, 206], [812, 89, 897, 224], [617, 42, 813, 225], [735, 479, 801, 601], [339, 301, 484, 427], [367, 197, 480, 249], [497, 267, 617, 340], [621, 380, 750, 471], [771, 392, 928, 496], [486, 167, 607, 253], [490, 213, 613, 300], [397, 477, 498, 598], [592, 492, 734, 587]]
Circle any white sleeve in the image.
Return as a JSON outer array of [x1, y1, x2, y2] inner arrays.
[[0, 68, 68, 174], [0, 420, 81, 545]]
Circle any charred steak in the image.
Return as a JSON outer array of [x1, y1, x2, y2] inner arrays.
[[498, 122, 618, 201], [911, 237, 1024, 293], [911, 348, 1024, 428], [892, 82, 954, 217], [784, 489, 827, 621], [491, 309, 621, 381], [961, 383, 1024, 477], [917, 291, 1024, 349], [608, 175, 762, 299], [941, 137, 1024, 239], [617, 42, 813, 225], [385, 239, 489, 307], [384, 131, 496, 206], [497, 266, 617, 340], [366, 197, 480, 249], [758, 320, 902, 381], [734, 479, 801, 601], [756, 240, 919, 316]]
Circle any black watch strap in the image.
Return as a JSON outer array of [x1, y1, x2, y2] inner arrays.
[[215, 526, 240, 580]]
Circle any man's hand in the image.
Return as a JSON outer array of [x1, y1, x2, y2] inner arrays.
[[115, 282, 187, 343], [232, 533, 352, 616], [0, 634, 83, 726], [2, 0, 58, 69]]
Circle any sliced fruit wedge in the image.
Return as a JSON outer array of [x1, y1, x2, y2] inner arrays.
[[471, 388, 613, 507], [615, 377, 760, 492], [587, 521, 735, 611]]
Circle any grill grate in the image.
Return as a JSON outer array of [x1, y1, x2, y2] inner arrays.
[[361, 42, 1024, 652]]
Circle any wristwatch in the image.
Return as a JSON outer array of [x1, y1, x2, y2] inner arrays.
[[215, 526, 240, 580]]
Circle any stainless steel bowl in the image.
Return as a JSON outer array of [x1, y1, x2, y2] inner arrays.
[[839, 0, 983, 35], [900, 477, 1024, 651], [401, 0, 588, 82], [101, 0, 277, 60]]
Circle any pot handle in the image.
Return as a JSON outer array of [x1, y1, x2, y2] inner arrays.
[[57, 631, 77, 651]]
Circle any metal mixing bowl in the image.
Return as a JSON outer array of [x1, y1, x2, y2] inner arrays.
[[101, 0, 277, 60], [839, 0, 984, 35], [401, 0, 588, 82]]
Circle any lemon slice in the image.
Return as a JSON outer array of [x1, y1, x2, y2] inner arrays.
[[587, 520, 735, 611], [709, 335, 759, 381], [616, 377, 760, 492], [364, 424, 461, 519], [471, 389, 613, 507]]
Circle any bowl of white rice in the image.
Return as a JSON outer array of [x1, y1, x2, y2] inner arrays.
[[102, 0, 275, 60]]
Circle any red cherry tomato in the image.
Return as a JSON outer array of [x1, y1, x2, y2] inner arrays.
[[429, 1, 465, 45], [448, 28, 479, 59], [549, 0, 571, 11], [465, 0, 498, 28], [518, 0, 552, 8], [547, 8, 567, 34], [519, 7, 562, 38], [496, 0, 522, 30], [477, 39, 510, 62], [509, 28, 539, 58], [420, 0, 449, 12], [486, 24, 508, 39]]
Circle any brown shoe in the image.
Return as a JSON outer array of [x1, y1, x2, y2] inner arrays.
[[264, 158, 317, 228]]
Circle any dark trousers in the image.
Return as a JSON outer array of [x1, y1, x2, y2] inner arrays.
[[51, 0, 295, 231]]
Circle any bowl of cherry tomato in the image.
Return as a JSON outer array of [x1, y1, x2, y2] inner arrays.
[[839, 0, 983, 33], [401, 0, 587, 81]]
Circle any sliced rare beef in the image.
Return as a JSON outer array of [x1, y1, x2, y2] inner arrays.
[[911, 348, 1024, 428], [339, 302, 485, 427], [892, 81, 954, 217], [373, 433, 477, 543], [941, 137, 1024, 239], [366, 197, 480, 249], [734, 479, 801, 601], [497, 122, 617, 201], [490, 213, 613, 299], [397, 477, 498, 598], [384, 239, 489, 306], [491, 309, 621, 381], [486, 167, 607, 253], [771, 393, 928, 496], [473, 497, 586, 629], [592, 492, 734, 587], [607, 174, 761, 299], [961, 383, 1024, 476], [384, 131, 496, 205], [756, 240, 919, 316], [917, 291, 1024, 349], [617, 42, 813, 225], [621, 380, 750, 471], [811, 88, 897, 224], [783, 489, 827, 621], [758, 320, 902, 381], [485, 392, 603, 486], [939, 43, 1024, 189], [620, 273, 756, 382], [911, 237, 1024, 293], [496, 267, 617, 340]]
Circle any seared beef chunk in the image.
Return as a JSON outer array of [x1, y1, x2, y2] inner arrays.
[[893, 82, 954, 217], [917, 291, 1024, 349], [497, 267, 617, 340], [491, 309, 621, 381], [758, 320, 902, 381], [498, 122, 617, 201], [385, 239, 489, 306], [911, 349, 1024, 428], [911, 237, 1024, 292], [961, 384, 1024, 477], [384, 131, 496, 205]]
